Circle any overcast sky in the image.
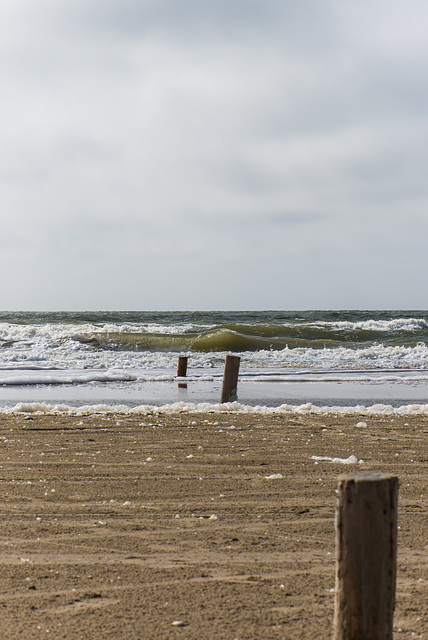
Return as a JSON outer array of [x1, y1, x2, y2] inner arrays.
[[1, 0, 427, 311]]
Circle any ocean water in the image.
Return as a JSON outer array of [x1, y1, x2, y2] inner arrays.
[[1, 310, 428, 411]]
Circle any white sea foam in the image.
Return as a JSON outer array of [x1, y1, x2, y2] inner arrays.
[[312, 318, 427, 332], [263, 343, 428, 371], [0, 369, 137, 386], [311, 455, 363, 464], [1, 364, 427, 387], [3, 401, 428, 416]]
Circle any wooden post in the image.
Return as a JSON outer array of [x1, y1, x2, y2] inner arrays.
[[333, 473, 399, 640], [220, 355, 240, 403], [177, 356, 188, 378], [177, 356, 188, 389]]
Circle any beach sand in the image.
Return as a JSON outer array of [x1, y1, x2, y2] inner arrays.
[[0, 411, 426, 639]]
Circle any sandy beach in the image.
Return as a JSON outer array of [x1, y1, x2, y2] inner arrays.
[[0, 410, 426, 639]]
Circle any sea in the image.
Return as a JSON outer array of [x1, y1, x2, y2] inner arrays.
[[1, 310, 428, 413]]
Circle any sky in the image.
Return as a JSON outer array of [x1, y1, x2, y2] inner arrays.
[[1, 0, 428, 311]]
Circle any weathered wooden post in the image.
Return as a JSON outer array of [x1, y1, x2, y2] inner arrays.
[[220, 355, 240, 403], [333, 473, 399, 640], [177, 356, 188, 389], [177, 356, 188, 378]]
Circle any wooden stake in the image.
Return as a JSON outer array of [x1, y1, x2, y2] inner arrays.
[[333, 473, 399, 640], [177, 356, 188, 378], [220, 355, 240, 403]]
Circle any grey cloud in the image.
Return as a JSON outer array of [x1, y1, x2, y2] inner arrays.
[[262, 212, 324, 226], [350, 143, 428, 204], [1, 0, 428, 309], [54, 134, 118, 166], [55, 0, 340, 49]]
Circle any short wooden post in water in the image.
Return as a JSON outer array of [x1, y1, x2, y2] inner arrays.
[[220, 355, 240, 403], [177, 356, 188, 378], [333, 473, 399, 640]]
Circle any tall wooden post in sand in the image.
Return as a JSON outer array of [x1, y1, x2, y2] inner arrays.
[[220, 355, 240, 403], [333, 473, 399, 640]]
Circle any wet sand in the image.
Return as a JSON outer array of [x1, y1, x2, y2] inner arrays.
[[0, 411, 426, 639]]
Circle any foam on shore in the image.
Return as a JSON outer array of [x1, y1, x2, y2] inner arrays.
[[3, 400, 428, 416]]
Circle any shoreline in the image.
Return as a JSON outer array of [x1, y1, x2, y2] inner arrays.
[[0, 411, 426, 639], [2, 374, 428, 414], [3, 398, 428, 416]]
